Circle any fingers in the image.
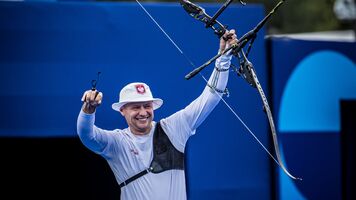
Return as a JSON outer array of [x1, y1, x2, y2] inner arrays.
[[222, 29, 236, 40], [219, 29, 238, 53], [226, 29, 237, 43], [81, 90, 103, 106], [95, 92, 103, 105]]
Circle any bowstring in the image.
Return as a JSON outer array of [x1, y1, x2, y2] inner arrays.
[[135, 0, 281, 167]]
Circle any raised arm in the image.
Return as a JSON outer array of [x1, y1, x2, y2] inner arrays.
[[76, 89, 109, 154], [160, 30, 237, 151]]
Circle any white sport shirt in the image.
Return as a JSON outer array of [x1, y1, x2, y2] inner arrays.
[[77, 54, 232, 200]]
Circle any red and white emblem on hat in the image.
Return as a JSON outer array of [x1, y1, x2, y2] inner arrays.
[[135, 84, 146, 94]]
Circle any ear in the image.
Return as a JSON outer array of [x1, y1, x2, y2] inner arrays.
[[119, 108, 125, 116]]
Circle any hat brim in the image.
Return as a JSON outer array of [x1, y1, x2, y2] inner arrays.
[[112, 98, 163, 111]]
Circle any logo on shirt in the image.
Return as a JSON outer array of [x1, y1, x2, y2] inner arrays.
[[135, 84, 146, 94], [130, 149, 139, 155]]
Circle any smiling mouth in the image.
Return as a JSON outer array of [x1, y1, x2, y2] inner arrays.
[[135, 115, 151, 122], [137, 117, 148, 121]]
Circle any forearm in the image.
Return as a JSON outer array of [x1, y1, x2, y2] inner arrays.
[[77, 110, 107, 153], [206, 53, 231, 93], [168, 54, 231, 131], [191, 54, 231, 128]]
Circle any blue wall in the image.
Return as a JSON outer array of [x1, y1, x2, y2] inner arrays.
[[269, 36, 356, 200], [0, 1, 271, 200]]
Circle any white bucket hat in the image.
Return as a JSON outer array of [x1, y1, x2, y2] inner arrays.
[[112, 82, 163, 111]]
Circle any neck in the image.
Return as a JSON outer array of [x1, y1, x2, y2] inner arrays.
[[130, 125, 152, 136]]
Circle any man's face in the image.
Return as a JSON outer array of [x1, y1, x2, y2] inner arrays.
[[120, 101, 154, 135]]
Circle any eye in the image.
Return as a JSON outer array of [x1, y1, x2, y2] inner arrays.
[[144, 104, 153, 109], [131, 105, 140, 110]]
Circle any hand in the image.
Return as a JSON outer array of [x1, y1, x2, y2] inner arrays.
[[81, 89, 103, 114], [219, 29, 238, 54]]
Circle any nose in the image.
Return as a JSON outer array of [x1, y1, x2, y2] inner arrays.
[[138, 106, 148, 116]]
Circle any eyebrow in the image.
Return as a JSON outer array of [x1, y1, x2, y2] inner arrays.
[[128, 102, 153, 107]]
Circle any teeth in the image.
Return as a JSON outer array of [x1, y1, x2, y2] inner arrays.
[[137, 117, 148, 121]]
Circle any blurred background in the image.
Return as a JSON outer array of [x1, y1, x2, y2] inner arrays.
[[0, 0, 355, 200], [104, 0, 356, 34]]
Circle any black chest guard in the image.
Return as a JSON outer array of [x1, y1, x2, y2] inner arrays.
[[119, 121, 184, 188]]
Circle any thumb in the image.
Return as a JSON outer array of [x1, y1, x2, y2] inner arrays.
[[81, 91, 88, 102]]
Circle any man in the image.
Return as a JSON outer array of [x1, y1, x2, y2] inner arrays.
[[77, 30, 237, 200]]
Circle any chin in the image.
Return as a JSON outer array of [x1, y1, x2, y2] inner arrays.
[[139, 124, 151, 132]]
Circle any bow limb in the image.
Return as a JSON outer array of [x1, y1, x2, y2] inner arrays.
[[246, 58, 302, 180]]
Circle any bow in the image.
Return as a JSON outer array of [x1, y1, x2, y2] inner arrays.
[[135, 0, 301, 180]]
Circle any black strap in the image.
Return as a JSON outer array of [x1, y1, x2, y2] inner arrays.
[[119, 167, 153, 188], [207, 83, 229, 96], [214, 66, 230, 72], [119, 122, 184, 188]]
